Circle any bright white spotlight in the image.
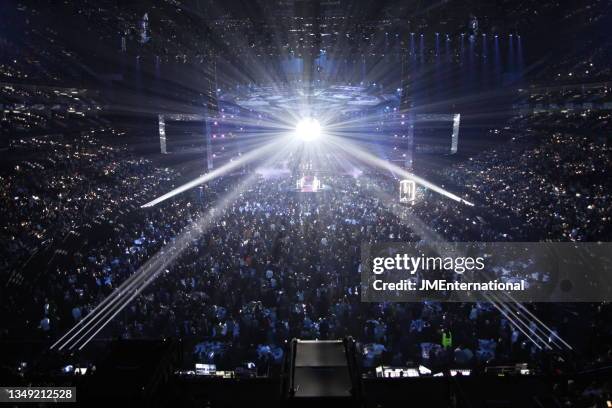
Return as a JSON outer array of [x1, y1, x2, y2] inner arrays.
[[295, 118, 321, 142]]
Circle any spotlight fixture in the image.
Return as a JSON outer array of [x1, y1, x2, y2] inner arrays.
[[295, 118, 321, 142]]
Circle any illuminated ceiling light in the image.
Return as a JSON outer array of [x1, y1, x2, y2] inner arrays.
[[295, 118, 321, 142]]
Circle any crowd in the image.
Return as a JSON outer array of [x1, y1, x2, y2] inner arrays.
[[0, 130, 179, 336], [1, 118, 609, 382], [444, 130, 611, 241], [0, 6, 610, 408]]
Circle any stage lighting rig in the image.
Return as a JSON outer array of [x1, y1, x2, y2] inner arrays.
[[295, 118, 321, 142]]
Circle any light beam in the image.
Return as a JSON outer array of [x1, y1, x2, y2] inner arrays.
[[141, 139, 282, 208], [295, 118, 322, 142], [327, 134, 475, 206]]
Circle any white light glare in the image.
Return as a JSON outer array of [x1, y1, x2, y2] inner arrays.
[[295, 118, 321, 142]]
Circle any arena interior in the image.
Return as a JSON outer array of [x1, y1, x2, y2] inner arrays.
[[0, 0, 611, 406]]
